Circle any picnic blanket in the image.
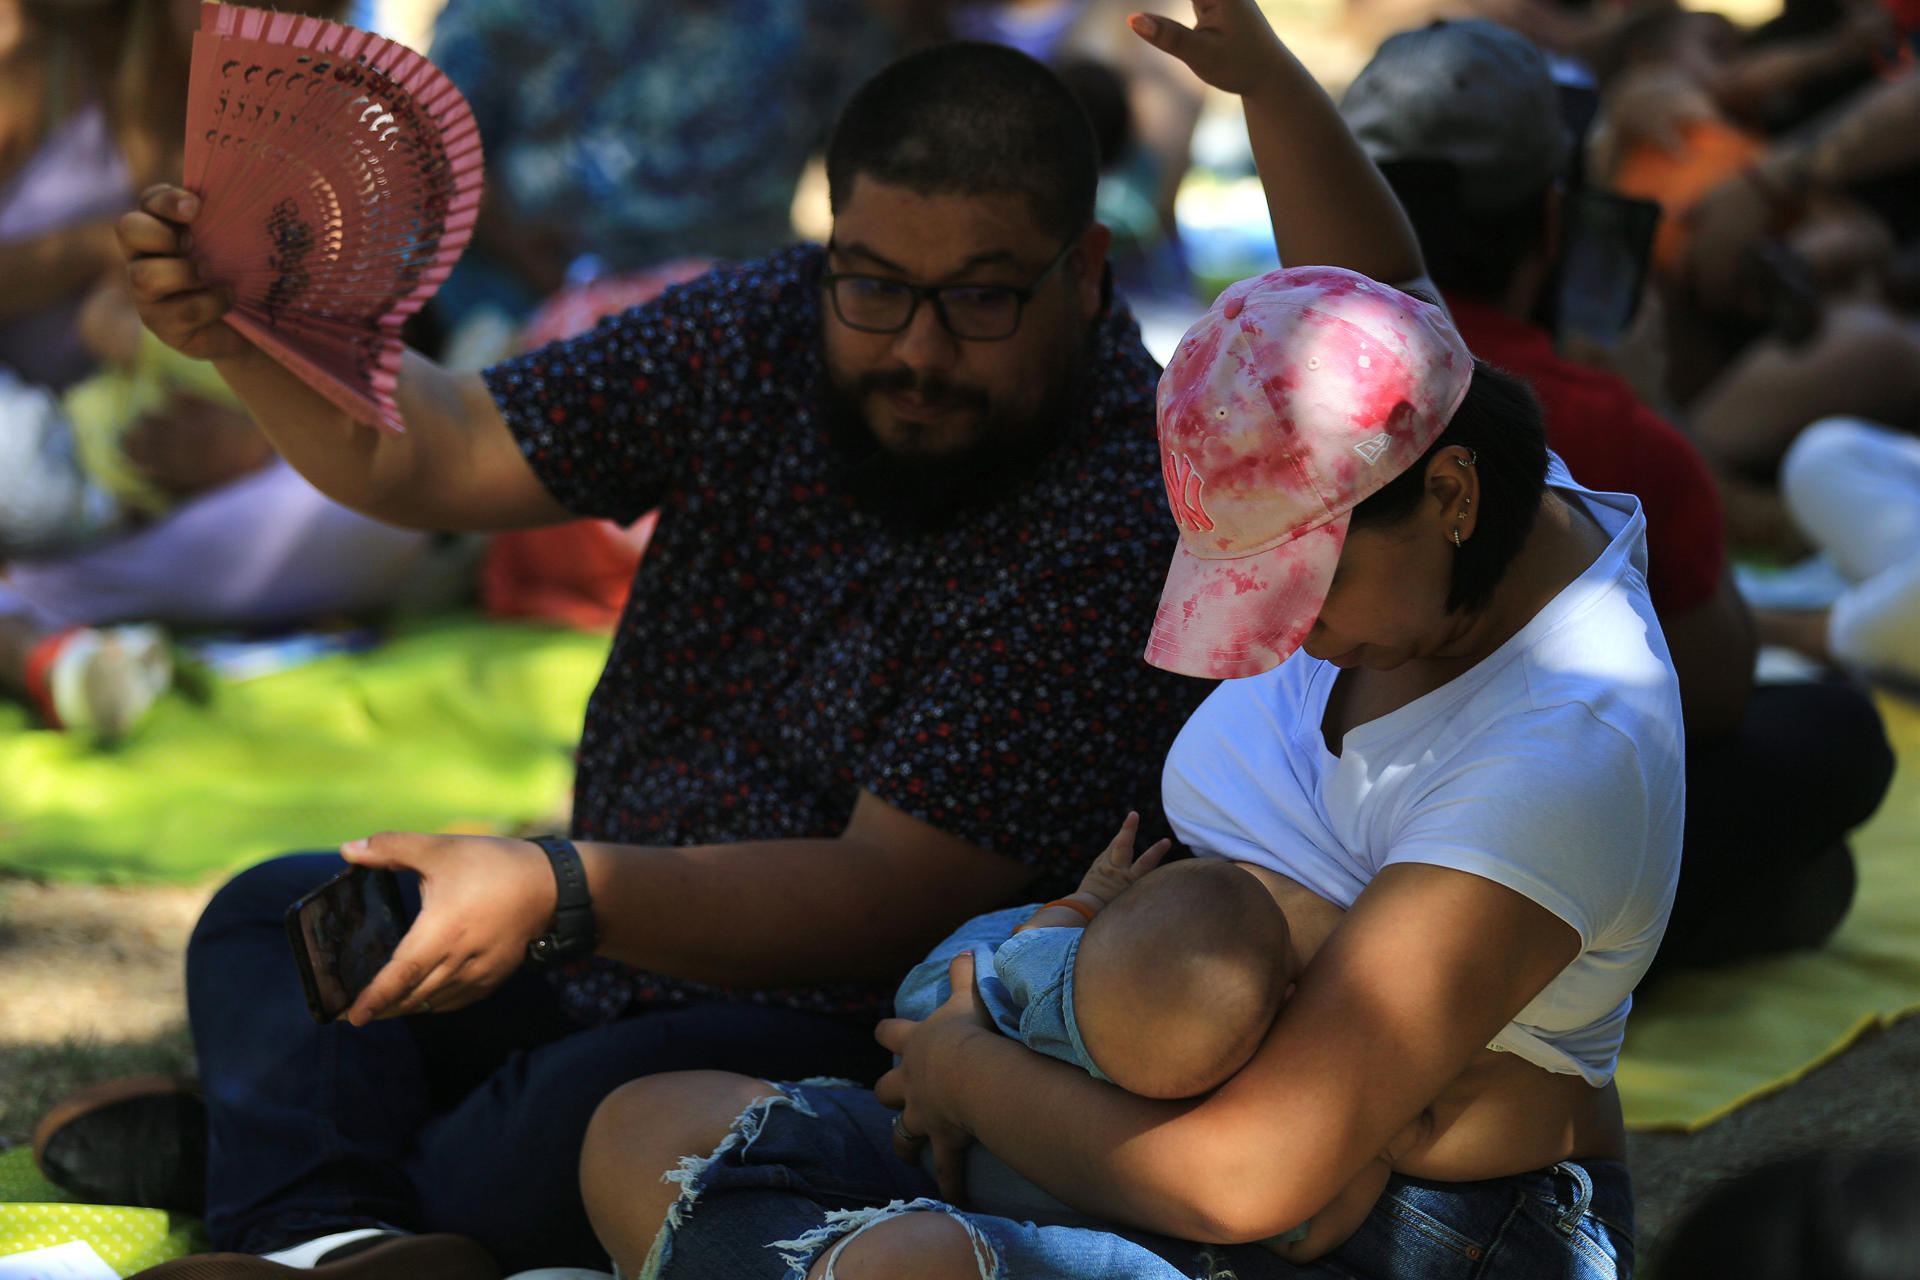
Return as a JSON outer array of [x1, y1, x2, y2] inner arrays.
[[4, 615, 1917, 1131], [1616, 689, 1920, 1130], [0, 616, 608, 881], [0, 1146, 201, 1274]]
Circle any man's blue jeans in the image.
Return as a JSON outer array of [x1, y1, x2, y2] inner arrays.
[[186, 853, 888, 1272]]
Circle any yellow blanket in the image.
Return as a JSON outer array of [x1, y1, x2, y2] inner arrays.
[[1617, 690, 1920, 1130], [0, 1147, 201, 1274]]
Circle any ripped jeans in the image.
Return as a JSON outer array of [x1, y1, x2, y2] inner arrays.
[[635, 1081, 1634, 1280]]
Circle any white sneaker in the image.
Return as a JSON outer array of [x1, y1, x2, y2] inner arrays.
[[35, 624, 172, 737], [259, 1229, 397, 1267]]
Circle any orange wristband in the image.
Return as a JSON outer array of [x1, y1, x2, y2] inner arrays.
[[1039, 897, 1099, 924]]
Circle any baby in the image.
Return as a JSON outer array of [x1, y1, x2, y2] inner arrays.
[[897, 814, 1394, 1260], [895, 816, 1297, 1097], [900, 816, 1613, 1257]]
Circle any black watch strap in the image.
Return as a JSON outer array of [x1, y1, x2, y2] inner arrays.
[[526, 836, 597, 964]]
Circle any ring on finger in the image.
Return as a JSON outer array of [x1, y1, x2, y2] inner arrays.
[[416, 998, 434, 1014], [892, 1114, 925, 1145]]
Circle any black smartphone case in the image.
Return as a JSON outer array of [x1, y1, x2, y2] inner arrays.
[[284, 865, 406, 1023]]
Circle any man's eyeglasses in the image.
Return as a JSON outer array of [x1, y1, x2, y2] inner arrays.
[[820, 237, 1079, 342]]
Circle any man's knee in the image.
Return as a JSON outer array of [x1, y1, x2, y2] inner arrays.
[[804, 1210, 989, 1280], [191, 852, 344, 953]]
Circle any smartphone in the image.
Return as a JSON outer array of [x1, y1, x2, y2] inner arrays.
[[285, 865, 408, 1023], [1554, 188, 1662, 350]]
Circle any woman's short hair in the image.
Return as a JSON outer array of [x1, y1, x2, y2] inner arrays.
[[1350, 358, 1548, 615], [823, 41, 1101, 244]]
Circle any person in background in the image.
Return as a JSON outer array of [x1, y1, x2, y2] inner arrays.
[[423, 0, 901, 335], [1, 0, 194, 391], [1753, 415, 1920, 689], [0, 0, 456, 739], [1341, 18, 1892, 980]]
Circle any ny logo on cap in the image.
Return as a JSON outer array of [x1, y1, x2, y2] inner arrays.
[[1353, 433, 1393, 464], [1163, 451, 1214, 533]]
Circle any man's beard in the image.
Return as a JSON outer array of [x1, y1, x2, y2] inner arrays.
[[821, 346, 1086, 535]]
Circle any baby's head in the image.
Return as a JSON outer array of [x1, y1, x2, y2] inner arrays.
[[1073, 859, 1299, 1099]]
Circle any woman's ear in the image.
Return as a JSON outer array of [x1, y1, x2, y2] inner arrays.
[[1425, 445, 1480, 544]]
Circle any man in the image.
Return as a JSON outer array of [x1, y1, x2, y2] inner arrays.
[[76, 42, 1216, 1277], [1340, 19, 1894, 980]]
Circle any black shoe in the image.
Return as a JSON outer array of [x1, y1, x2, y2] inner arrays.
[[126, 1234, 501, 1279], [33, 1074, 207, 1214]]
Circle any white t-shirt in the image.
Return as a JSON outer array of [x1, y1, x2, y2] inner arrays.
[[1162, 459, 1684, 1085]]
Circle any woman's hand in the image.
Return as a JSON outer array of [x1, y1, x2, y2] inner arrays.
[[874, 951, 995, 1202], [1127, 0, 1286, 97], [338, 832, 558, 1025], [116, 184, 253, 362]]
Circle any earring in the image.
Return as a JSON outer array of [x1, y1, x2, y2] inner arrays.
[[1452, 527, 1463, 548], [1456, 449, 1478, 468]]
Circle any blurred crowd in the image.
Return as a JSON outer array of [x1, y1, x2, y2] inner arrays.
[[5, 0, 1919, 1265], [2, 0, 1914, 871]]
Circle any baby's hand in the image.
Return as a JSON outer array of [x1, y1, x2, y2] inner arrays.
[[1015, 813, 1172, 932], [1076, 812, 1172, 906]]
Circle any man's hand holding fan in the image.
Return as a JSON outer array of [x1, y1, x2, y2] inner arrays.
[[121, 4, 483, 435]]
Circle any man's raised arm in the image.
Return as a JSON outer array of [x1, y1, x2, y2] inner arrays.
[[1129, 0, 1425, 286], [118, 184, 573, 532]]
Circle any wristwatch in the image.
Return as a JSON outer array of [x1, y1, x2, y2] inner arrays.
[[525, 836, 597, 964]]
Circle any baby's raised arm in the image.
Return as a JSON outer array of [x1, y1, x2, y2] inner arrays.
[[1015, 812, 1171, 932]]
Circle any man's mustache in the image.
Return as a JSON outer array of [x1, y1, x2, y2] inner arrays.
[[855, 367, 990, 416]]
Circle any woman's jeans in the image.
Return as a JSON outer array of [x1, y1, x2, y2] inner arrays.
[[641, 1082, 1634, 1280], [187, 853, 889, 1272]]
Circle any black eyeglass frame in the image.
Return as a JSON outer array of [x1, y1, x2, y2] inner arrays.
[[819, 234, 1082, 342]]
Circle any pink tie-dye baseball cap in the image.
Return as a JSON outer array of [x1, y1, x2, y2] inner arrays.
[[1145, 266, 1472, 679]]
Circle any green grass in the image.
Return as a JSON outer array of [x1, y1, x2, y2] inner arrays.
[[0, 1030, 196, 1150]]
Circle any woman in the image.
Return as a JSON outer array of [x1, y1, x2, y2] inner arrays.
[[1, 0, 204, 390], [576, 3, 1680, 1277], [0, 0, 458, 738]]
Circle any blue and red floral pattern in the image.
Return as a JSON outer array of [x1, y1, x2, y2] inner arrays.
[[486, 244, 1209, 1025]]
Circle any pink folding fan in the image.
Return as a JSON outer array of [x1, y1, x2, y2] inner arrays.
[[182, 3, 483, 432]]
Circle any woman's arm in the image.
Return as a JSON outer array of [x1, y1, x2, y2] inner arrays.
[[883, 860, 1579, 1242], [1268, 1156, 1392, 1263], [1129, 0, 1424, 285]]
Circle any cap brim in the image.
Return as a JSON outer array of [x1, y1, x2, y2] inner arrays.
[[1144, 517, 1348, 679]]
